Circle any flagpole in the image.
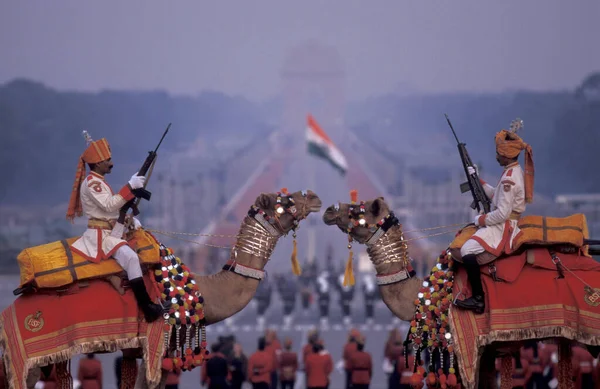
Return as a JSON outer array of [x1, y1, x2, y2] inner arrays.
[[307, 148, 316, 265]]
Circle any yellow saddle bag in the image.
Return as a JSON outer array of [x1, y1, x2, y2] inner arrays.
[[17, 229, 161, 290]]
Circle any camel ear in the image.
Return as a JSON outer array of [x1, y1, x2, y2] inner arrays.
[[370, 197, 385, 216], [255, 193, 273, 210]]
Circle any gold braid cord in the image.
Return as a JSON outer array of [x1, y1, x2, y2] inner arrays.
[[233, 216, 279, 259], [367, 224, 409, 266], [147, 221, 468, 250]]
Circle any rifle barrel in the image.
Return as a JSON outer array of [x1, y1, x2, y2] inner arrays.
[[153, 123, 171, 153], [444, 114, 461, 144]]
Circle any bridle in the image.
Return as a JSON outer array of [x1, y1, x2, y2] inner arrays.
[[334, 200, 400, 246], [223, 189, 309, 281], [248, 189, 308, 237]]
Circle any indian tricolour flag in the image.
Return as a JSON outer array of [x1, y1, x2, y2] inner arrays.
[[306, 114, 348, 175]]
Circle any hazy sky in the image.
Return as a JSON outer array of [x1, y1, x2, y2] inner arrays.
[[1, 1, 598, 101]]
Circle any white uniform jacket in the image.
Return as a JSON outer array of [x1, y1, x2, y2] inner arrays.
[[70, 171, 135, 263], [470, 162, 526, 256]]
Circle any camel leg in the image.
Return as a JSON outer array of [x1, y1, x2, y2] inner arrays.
[[558, 339, 575, 389], [26, 367, 42, 389], [55, 360, 73, 389], [120, 356, 139, 389], [499, 355, 513, 389], [477, 349, 497, 389]]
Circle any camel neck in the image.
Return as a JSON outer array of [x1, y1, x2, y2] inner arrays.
[[231, 216, 279, 270], [367, 224, 410, 275]]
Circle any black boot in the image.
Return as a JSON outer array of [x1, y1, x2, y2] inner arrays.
[[129, 277, 166, 323], [454, 254, 485, 314]]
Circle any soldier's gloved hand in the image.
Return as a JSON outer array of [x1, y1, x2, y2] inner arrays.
[[128, 172, 146, 189], [467, 165, 478, 176], [473, 215, 484, 227], [133, 217, 142, 230]]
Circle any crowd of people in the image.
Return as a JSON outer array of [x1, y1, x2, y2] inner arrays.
[[202, 328, 600, 389], [0, 327, 598, 389]]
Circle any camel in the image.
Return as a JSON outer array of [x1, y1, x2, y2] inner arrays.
[[323, 196, 600, 389], [0, 189, 322, 389]]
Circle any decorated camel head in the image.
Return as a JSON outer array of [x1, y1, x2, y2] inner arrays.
[[322, 194, 393, 244], [252, 189, 322, 235], [322, 191, 412, 290]]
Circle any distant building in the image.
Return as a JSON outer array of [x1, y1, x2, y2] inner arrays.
[[555, 193, 600, 238]]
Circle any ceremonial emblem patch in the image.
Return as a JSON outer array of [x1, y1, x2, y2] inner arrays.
[[88, 181, 102, 193], [503, 184, 512, 192], [24, 311, 45, 332], [584, 286, 600, 307]]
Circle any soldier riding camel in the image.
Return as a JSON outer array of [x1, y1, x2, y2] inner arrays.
[[454, 125, 534, 313], [65, 133, 165, 322]]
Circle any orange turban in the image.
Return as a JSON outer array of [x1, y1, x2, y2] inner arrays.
[[349, 328, 361, 340], [66, 138, 111, 221], [355, 334, 366, 346], [495, 130, 534, 203]]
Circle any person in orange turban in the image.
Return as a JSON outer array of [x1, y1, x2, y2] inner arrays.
[[455, 123, 534, 314], [67, 132, 165, 322]]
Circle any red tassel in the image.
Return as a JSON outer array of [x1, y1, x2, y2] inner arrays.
[[427, 372, 437, 385], [280, 187, 289, 195], [447, 373, 458, 386], [350, 189, 358, 204], [162, 358, 174, 371]]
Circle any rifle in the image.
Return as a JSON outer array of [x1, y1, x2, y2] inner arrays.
[[444, 114, 492, 214], [122, 123, 171, 217]]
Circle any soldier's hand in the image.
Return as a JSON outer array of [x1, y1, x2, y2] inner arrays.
[[133, 217, 143, 230], [128, 172, 146, 189], [467, 165, 478, 176]]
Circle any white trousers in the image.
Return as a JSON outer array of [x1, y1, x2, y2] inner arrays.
[[113, 245, 143, 280], [460, 239, 486, 257]]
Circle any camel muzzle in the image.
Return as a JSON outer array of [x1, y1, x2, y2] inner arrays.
[[322, 205, 340, 225]]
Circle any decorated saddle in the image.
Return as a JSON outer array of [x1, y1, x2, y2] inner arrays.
[[16, 229, 161, 292], [450, 213, 590, 263]]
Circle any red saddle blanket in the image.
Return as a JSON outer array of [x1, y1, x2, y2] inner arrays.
[[479, 248, 600, 283], [0, 279, 164, 389], [450, 250, 600, 389]]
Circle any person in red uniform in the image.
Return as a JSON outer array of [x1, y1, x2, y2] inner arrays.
[[248, 337, 274, 389], [202, 343, 231, 389], [342, 329, 360, 389], [384, 329, 404, 389], [348, 335, 372, 389], [265, 330, 281, 389], [279, 338, 298, 389], [396, 348, 415, 389], [305, 339, 333, 389], [303, 329, 320, 368], [77, 354, 103, 389]]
